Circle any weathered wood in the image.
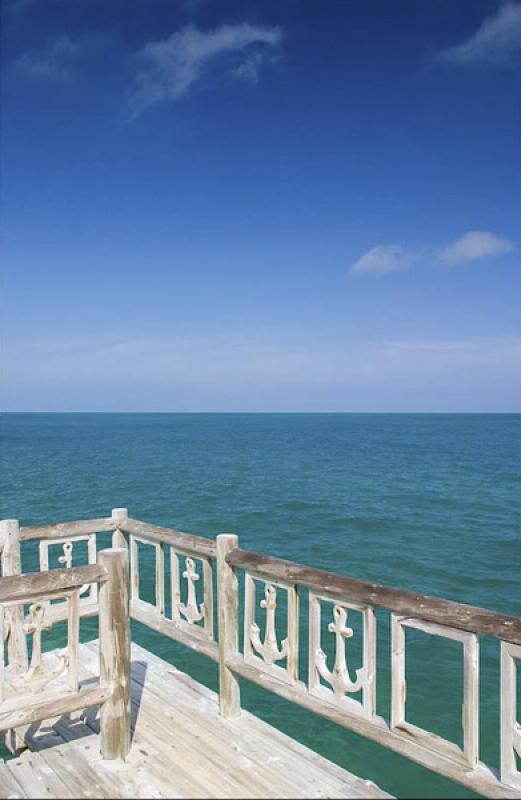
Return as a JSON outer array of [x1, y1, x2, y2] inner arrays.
[[155, 542, 164, 615], [19, 518, 113, 542], [39, 534, 99, 619], [500, 641, 521, 789], [309, 593, 376, 719], [98, 548, 131, 760], [0, 761, 26, 798], [0, 564, 107, 604], [244, 574, 299, 685], [0, 520, 28, 674], [216, 534, 241, 718], [5, 751, 72, 799], [391, 615, 480, 769], [111, 508, 129, 550], [43, 600, 99, 625], [121, 518, 216, 559], [68, 590, 80, 692], [80, 639, 391, 800], [130, 598, 218, 660], [227, 548, 521, 645], [226, 654, 518, 800], [0, 686, 111, 732], [130, 534, 139, 602]]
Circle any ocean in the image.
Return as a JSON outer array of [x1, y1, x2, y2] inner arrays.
[[1, 412, 520, 798]]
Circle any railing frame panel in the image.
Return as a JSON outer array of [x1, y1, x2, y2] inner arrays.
[[3, 512, 521, 797]]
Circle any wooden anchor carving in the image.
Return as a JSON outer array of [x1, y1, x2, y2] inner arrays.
[[58, 542, 90, 596], [10, 603, 67, 693], [178, 557, 204, 625], [250, 583, 288, 665], [316, 605, 364, 696]]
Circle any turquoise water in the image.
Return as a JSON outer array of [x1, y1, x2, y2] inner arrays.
[[1, 412, 520, 798]]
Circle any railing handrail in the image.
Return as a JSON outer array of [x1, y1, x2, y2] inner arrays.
[[227, 547, 521, 646], [18, 514, 217, 559], [0, 563, 107, 604], [19, 518, 114, 541], [122, 518, 216, 559]]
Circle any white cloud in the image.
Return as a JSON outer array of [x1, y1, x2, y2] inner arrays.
[[130, 23, 282, 116], [438, 1, 521, 66], [438, 231, 514, 265], [350, 245, 416, 277]]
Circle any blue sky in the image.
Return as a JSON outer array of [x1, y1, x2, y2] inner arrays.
[[2, 0, 520, 411]]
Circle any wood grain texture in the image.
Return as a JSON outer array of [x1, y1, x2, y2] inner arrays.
[[0, 521, 28, 676], [19, 519, 113, 542], [0, 564, 107, 604], [121, 518, 216, 559], [98, 548, 131, 761], [111, 508, 129, 550], [227, 548, 521, 645], [226, 654, 518, 800], [0, 686, 111, 733], [129, 599, 219, 660], [216, 534, 241, 718]]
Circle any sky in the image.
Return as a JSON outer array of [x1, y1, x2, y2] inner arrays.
[[1, 0, 520, 412]]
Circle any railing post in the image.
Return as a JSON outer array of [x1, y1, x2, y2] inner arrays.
[[98, 548, 131, 760], [111, 508, 129, 549], [216, 534, 240, 718], [0, 520, 28, 674]]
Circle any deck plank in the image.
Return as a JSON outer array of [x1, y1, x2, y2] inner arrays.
[[80, 642, 364, 799], [82, 640, 382, 799], [1, 641, 391, 799], [0, 762, 26, 799]]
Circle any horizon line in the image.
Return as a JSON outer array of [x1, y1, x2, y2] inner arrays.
[[2, 410, 520, 415]]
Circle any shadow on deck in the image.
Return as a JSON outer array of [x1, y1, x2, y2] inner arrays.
[[0, 641, 390, 799]]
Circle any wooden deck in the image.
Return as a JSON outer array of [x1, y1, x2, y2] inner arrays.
[[0, 640, 391, 799]]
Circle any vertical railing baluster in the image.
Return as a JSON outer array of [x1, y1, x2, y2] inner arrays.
[[68, 589, 80, 692], [500, 640, 521, 788], [391, 613, 406, 729], [129, 535, 139, 602], [216, 534, 240, 718], [363, 606, 377, 719], [170, 548, 180, 621], [0, 605, 5, 704], [463, 634, 479, 767], [203, 557, 214, 639], [286, 584, 299, 683], [156, 543, 164, 616]]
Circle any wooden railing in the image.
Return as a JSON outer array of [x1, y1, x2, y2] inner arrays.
[[0, 544, 130, 760], [1, 510, 520, 797]]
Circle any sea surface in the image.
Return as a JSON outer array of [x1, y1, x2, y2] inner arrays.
[[1, 412, 520, 798]]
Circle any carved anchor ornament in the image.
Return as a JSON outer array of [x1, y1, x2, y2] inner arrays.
[[250, 583, 289, 665], [58, 542, 90, 596], [10, 603, 67, 693], [178, 557, 204, 624], [316, 605, 365, 696]]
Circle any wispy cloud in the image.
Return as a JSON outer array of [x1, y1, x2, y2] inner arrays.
[[438, 231, 514, 265], [3, 331, 520, 411], [15, 34, 93, 82], [350, 245, 416, 277], [129, 23, 282, 117], [350, 231, 514, 277], [438, 1, 521, 66]]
